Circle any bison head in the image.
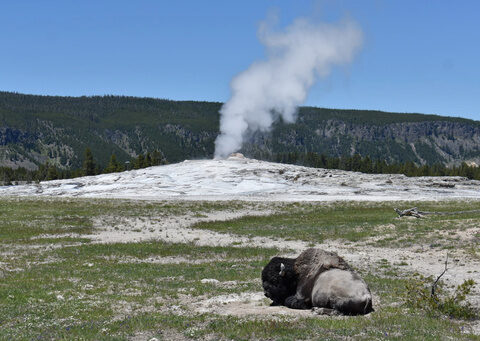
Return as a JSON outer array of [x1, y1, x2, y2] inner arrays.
[[261, 257, 297, 306]]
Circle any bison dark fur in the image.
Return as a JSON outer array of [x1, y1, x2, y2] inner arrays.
[[261, 257, 297, 306]]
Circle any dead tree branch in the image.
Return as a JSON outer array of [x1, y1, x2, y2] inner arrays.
[[431, 254, 448, 299], [394, 207, 480, 218], [394, 207, 424, 218]]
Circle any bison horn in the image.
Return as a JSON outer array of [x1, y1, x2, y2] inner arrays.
[[279, 263, 286, 276]]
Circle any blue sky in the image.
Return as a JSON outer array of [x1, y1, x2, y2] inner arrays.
[[1, 1, 479, 120]]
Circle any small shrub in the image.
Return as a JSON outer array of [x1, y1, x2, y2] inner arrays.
[[404, 275, 477, 320]]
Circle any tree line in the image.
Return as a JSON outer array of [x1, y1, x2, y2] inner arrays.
[[272, 152, 480, 180], [0, 148, 167, 185], [1, 149, 480, 186]]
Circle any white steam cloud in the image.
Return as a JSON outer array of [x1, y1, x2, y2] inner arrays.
[[214, 16, 363, 158]]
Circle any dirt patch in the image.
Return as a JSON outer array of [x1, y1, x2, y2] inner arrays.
[[102, 255, 217, 265], [454, 226, 480, 242], [87, 209, 275, 245], [193, 292, 312, 317], [130, 329, 187, 341]]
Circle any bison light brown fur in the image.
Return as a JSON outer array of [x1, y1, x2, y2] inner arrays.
[[262, 248, 373, 315]]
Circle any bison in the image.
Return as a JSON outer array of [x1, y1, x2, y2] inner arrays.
[[262, 248, 373, 315]]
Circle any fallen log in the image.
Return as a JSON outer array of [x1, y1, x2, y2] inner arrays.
[[394, 207, 424, 218], [394, 207, 480, 218]]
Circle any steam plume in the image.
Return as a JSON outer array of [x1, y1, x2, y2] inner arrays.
[[214, 16, 363, 158]]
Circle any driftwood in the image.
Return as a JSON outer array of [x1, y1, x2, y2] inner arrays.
[[394, 207, 424, 218], [394, 207, 480, 218]]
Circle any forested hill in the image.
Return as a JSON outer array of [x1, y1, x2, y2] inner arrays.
[[1, 91, 479, 170]]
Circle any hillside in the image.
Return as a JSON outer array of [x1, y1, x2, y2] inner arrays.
[[245, 107, 480, 166], [1, 91, 479, 170]]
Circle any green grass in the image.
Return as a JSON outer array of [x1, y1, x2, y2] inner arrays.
[[191, 200, 480, 252], [0, 197, 478, 340], [54, 241, 280, 260], [0, 197, 251, 245], [0, 239, 279, 340], [197, 309, 473, 340], [192, 202, 396, 243]]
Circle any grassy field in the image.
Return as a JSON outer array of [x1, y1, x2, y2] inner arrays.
[[0, 197, 479, 340]]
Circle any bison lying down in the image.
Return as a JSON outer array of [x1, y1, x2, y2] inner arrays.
[[262, 248, 373, 315]]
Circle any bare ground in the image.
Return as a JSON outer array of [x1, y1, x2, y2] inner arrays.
[[79, 208, 479, 330], [11, 203, 477, 337]]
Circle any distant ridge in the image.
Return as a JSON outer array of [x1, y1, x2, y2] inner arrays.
[[1, 91, 479, 170]]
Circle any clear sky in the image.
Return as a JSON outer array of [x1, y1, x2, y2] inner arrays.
[[1, 1, 479, 120]]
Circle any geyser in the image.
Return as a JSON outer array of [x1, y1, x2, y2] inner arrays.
[[214, 16, 363, 158]]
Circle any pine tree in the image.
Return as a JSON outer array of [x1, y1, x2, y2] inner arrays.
[[351, 154, 362, 172], [105, 154, 120, 173], [83, 148, 96, 176], [145, 152, 152, 167], [134, 154, 145, 169], [36, 163, 48, 182], [46, 163, 59, 180], [151, 150, 162, 166], [360, 156, 373, 173], [319, 154, 328, 168]]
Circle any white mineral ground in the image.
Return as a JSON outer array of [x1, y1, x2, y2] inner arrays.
[[1, 154, 479, 201], [2, 155, 480, 333]]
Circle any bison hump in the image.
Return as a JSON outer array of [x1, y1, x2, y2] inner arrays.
[[294, 248, 351, 278]]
